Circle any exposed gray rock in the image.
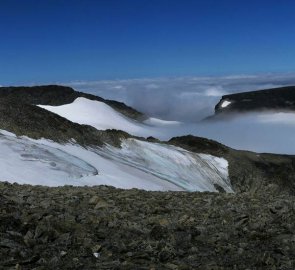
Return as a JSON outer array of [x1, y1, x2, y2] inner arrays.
[[0, 182, 295, 269]]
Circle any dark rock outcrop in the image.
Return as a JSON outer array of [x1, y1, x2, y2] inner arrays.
[[0, 85, 144, 120], [0, 182, 295, 269], [168, 135, 229, 157], [215, 86, 295, 114]]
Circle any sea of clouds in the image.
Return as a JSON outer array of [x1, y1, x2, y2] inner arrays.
[[66, 73, 295, 122], [66, 73, 295, 154]]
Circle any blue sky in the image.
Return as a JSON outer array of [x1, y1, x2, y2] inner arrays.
[[0, 0, 295, 85]]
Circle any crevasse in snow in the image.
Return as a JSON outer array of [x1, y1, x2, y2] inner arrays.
[[0, 131, 98, 186], [101, 139, 232, 192]]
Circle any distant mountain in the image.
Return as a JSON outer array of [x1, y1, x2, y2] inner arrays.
[[0, 85, 145, 120], [215, 86, 295, 115]]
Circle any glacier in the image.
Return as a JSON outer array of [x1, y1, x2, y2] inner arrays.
[[0, 130, 232, 192], [0, 131, 98, 186], [100, 139, 232, 192]]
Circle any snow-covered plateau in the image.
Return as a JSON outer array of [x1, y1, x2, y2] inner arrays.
[[0, 130, 232, 192]]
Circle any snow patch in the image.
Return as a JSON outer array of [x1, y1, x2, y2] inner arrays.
[[221, 100, 231, 108], [38, 97, 178, 137], [93, 253, 100, 258], [38, 97, 144, 133]]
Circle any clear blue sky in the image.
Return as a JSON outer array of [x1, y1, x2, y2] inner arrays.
[[0, 0, 295, 85]]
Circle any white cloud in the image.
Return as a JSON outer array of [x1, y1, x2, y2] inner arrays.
[[60, 73, 295, 154], [204, 87, 226, 97], [257, 112, 295, 125], [64, 73, 295, 123], [111, 85, 125, 90], [145, 83, 159, 89]]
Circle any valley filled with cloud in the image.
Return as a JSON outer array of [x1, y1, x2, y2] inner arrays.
[[66, 73, 295, 154]]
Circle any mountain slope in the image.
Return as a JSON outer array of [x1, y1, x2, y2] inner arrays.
[[0, 129, 232, 192], [0, 98, 130, 147], [102, 138, 232, 192], [36, 93, 295, 194], [215, 86, 295, 114], [0, 131, 182, 191], [0, 97, 294, 194], [0, 85, 144, 120], [169, 135, 295, 195], [0, 88, 231, 192], [0, 131, 98, 186], [0, 85, 295, 194], [1, 85, 295, 269], [38, 97, 179, 138]]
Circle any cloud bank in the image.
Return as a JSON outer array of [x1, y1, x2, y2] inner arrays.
[[66, 73, 295, 122], [64, 73, 295, 155]]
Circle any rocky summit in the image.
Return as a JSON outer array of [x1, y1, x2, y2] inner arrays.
[[0, 182, 295, 270]]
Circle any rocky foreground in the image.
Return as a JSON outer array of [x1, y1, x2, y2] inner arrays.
[[0, 183, 295, 269]]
